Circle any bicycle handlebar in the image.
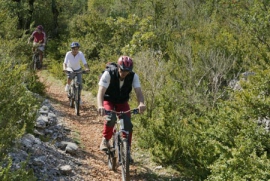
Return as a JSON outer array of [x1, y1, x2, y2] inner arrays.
[[104, 108, 139, 115], [64, 70, 89, 74]]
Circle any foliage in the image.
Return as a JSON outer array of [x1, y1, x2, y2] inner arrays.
[[83, 59, 105, 95], [205, 66, 270, 180], [47, 59, 66, 80], [3, 0, 270, 179], [0, 157, 36, 181], [0, 60, 40, 179], [137, 64, 270, 180], [25, 73, 46, 96], [0, 61, 39, 154]]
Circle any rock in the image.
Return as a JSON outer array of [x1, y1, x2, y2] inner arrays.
[[8, 99, 84, 180], [65, 142, 78, 155], [59, 165, 72, 175]]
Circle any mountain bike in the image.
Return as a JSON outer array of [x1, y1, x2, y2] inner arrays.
[[104, 108, 139, 181], [32, 45, 42, 70], [65, 69, 88, 116]]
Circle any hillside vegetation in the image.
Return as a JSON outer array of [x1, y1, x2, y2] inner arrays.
[[1, 0, 270, 180]]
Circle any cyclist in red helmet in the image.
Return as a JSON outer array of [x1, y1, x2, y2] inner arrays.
[[28, 25, 46, 67], [97, 55, 146, 161]]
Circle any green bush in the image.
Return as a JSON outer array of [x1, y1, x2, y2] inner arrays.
[[136, 65, 270, 180], [0, 157, 36, 181], [0, 61, 39, 179], [83, 59, 106, 96]]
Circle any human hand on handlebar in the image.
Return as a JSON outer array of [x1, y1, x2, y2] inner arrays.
[[98, 106, 105, 116], [138, 103, 146, 113]]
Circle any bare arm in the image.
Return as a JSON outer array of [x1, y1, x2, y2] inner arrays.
[[134, 87, 146, 113], [97, 85, 107, 116], [28, 35, 33, 44], [63, 63, 67, 71], [43, 36, 47, 46], [84, 64, 90, 71]]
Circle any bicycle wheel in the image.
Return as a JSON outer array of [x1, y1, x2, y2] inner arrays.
[[32, 54, 37, 71], [108, 138, 117, 171], [74, 85, 80, 116], [120, 138, 130, 181], [69, 86, 74, 108], [36, 59, 42, 69]]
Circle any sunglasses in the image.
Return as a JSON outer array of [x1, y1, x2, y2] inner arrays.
[[120, 68, 130, 73]]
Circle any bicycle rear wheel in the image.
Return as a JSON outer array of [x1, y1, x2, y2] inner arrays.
[[120, 138, 130, 181], [74, 85, 80, 116]]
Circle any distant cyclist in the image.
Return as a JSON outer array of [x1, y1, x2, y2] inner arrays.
[[28, 25, 46, 66], [63, 42, 90, 93], [97, 56, 146, 161]]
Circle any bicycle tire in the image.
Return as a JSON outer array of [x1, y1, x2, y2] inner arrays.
[[74, 85, 80, 116], [108, 138, 117, 171], [69, 85, 74, 108], [36, 59, 42, 69], [32, 54, 37, 71], [120, 139, 130, 181]]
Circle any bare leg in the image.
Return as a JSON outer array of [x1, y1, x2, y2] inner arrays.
[[67, 78, 71, 85]]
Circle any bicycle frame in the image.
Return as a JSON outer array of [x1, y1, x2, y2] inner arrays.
[[104, 109, 139, 181]]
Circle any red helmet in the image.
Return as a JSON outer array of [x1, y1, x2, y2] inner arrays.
[[117, 56, 133, 71], [36, 25, 43, 31]]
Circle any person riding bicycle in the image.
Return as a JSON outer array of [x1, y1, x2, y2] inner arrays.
[[63, 42, 90, 94], [97, 56, 146, 161], [28, 25, 46, 66]]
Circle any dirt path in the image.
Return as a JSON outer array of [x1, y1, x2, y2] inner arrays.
[[37, 70, 147, 181]]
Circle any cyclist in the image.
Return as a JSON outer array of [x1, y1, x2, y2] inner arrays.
[[63, 42, 90, 94], [28, 25, 46, 66], [97, 56, 146, 161]]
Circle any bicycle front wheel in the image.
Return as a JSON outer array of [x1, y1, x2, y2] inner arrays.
[[74, 85, 80, 116], [32, 54, 37, 71], [36, 59, 42, 69], [69, 86, 74, 108], [108, 138, 117, 171], [120, 139, 130, 181]]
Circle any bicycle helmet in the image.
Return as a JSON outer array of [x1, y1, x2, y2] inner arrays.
[[70, 42, 80, 48], [117, 56, 133, 71], [36, 25, 43, 31]]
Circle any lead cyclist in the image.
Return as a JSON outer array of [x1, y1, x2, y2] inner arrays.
[[97, 55, 146, 162]]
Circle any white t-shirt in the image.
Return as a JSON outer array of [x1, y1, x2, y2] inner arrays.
[[99, 71, 141, 89], [64, 51, 87, 70]]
